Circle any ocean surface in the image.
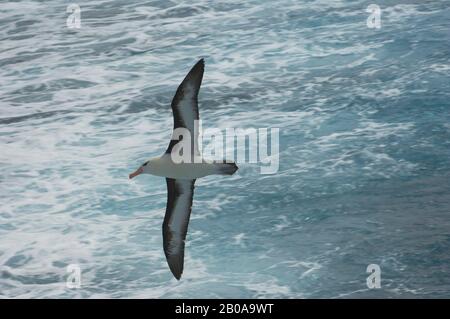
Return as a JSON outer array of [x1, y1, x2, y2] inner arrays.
[[1, 0, 450, 298]]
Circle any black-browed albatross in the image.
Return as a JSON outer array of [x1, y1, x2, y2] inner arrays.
[[129, 59, 238, 280]]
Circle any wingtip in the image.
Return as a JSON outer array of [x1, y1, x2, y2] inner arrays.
[[171, 269, 182, 280], [166, 255, 184, 280], [197, 58, 205, 67]]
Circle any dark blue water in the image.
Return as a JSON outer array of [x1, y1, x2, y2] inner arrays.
[[1, 0, 450, 298]]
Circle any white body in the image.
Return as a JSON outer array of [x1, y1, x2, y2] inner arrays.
[[144, 154, 221, 179]]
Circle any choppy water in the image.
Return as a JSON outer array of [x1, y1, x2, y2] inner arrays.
[[1, 0, 450, 298]]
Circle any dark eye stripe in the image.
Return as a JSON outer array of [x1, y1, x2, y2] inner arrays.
[[143, 161, 149, 166]]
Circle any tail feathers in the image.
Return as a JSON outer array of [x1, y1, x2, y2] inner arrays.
[[215, 162, 238, 175]]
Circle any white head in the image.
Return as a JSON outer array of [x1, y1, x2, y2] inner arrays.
[[129, 160, 151, 179]]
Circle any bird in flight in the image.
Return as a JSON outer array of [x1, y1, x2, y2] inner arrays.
[[129, 59, 238, 280]]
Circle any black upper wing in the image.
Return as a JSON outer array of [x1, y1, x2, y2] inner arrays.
[[162, 178, 196, 280], [165, 59, 204, 155]]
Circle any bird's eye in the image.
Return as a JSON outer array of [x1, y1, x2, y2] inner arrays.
[[143, 161, 149, 166]]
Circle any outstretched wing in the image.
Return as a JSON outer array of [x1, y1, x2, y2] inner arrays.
[[165, 59, 204, 155], [162, 178, 196, 280]]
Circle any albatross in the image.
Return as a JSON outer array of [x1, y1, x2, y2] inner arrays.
[[129, 59, 238, 280]]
